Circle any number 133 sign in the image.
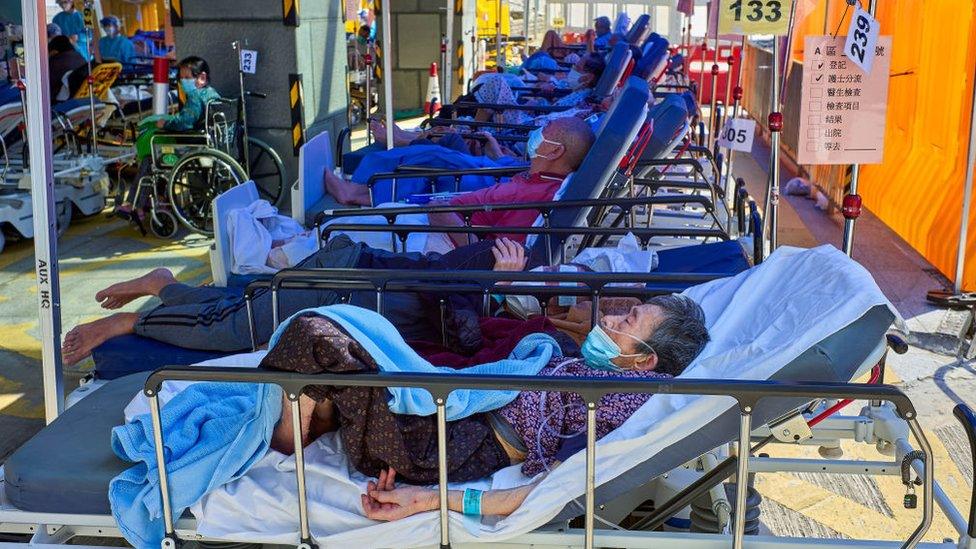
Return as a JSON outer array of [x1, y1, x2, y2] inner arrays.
[[719, 0, 793, 36]]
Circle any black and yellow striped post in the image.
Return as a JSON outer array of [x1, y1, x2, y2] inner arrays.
[[282, 0, 300, 26], [289, 74, 306, 156], [170, 0, 184, 27], [455, 41, 464, 91]]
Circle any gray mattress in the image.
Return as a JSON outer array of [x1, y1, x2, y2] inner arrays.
[[3, 305, 893, 518], [4, 372, 150, 514]]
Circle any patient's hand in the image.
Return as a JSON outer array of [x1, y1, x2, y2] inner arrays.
[[492, 238, 527, 272], [361, 468, 436, 521]]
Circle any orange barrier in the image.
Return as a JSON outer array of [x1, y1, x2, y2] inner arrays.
[[789, 2, 976, 288]]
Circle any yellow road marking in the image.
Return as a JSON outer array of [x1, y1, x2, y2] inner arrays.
[[0, 376, 43, 419]]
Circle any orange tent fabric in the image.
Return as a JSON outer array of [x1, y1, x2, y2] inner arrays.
[[791, 1, 976, 287]]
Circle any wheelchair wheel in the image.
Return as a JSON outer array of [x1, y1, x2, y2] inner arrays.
[[149, 209, 179, 239], [246, 137, 287, 207], [166, 149, 247, 236]]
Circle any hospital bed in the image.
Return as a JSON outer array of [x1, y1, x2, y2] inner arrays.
[[0, 97, 119, 252], [2, 247, 972, 549]]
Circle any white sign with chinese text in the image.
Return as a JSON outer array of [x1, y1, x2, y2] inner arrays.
[[797, 35, 892, 165], [717, 117, 756, 152], [844, 7, 880, 74], [240, 49, 258, 74]]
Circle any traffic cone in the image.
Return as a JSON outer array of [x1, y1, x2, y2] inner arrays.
[[424, 62, 441, 115]]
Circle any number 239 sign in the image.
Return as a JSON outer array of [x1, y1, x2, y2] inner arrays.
[[844, 7, 879, 73], [719, 0, 793, 36]]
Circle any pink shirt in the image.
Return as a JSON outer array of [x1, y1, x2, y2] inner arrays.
[[449, 171, 566, 243]]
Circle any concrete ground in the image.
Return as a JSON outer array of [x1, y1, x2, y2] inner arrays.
[[0, 127, 973, 544]]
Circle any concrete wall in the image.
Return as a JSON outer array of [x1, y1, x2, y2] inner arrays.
[[376, 0, 464, 115], [173, 0, 348, 208]]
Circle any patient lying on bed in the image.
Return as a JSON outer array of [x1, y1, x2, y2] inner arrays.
[[61, 237, 541, 365], [263, 294, 709, 521], [324, 116, 594, 213]]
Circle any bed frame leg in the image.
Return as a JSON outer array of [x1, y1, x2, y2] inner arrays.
[[148, 392, 177, 549], [732, 407, 752, 549], [245, 296, 257, 352], [584, 402, 597, 549], [289, 395, 315, 549], [436, 399, 451, 548]]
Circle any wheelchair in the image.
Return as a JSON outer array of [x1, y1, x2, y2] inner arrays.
[[132, 94, 285, 238]]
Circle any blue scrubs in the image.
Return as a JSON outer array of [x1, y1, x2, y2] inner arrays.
[[99, 35, 137, 64], [52, 10, 91, 61], [593, 31, 612, 48]]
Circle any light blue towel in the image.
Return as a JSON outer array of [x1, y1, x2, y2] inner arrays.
[[269, 304, 562, 420], [109, 382, 282, 549]]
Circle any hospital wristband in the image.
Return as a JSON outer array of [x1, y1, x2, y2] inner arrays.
[[462, 488, 484, 516]]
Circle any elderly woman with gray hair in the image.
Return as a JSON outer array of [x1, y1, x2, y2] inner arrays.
[[262, 291, 709, 522]]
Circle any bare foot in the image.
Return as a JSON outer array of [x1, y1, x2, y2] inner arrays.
[[95, 268, 176, 310], [323, 170, 371, 206], [369, 118, 388, 146], [61, 313, 139, 366]]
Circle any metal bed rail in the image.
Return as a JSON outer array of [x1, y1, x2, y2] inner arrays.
[[314, 195, 719, 232], [361, 165, 527, 206], [242, 268, 728, 342], [318, 223, 728, 258], [142, 365, 935, 549]]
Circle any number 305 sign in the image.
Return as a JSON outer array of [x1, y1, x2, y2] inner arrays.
[[717, 118, 757, 152], [719, 0, 793, 36]]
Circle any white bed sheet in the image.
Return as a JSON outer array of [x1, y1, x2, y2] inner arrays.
[[134, 245, 896, 548]]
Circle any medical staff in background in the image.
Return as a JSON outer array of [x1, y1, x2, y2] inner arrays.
[[98, 15, 137, 65], [52, 0, 90, 61]]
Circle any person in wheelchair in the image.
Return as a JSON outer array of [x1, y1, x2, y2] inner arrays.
[[115, 56, 220, 228]]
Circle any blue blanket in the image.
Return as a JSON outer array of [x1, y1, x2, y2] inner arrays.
[[109, 382, 283, 549], [351, 144, 525, 203], [110, 305, 558, 548], [269, 304, 562, 420]]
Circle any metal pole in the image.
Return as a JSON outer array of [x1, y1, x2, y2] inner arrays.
[[445, 0, 455, 102], [953, 43, 976, 293], [732, 409, 752, 549], [436, 399, 451, 548], [708, 18, 720, 150], [21, 0, 64, 423], [723, 35, 747, 204], [84, 1, 98, 155], [290, 397, 313, 545], [523, 0, 530, 54], [496, 0, 503, 67], [840, 0, 877, 257], [234, 41, 250, 178], [778, 0, 798, 109], [764, 37, 782, 251], [381, 0, 394, 150], [584, 403, 597, 549], [148, 394, 175, 541], [365, 42, 374, 146]]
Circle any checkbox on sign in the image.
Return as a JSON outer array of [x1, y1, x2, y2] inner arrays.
[[808, 116, 820, 126], [807, 128, 819, 138], [810, 88, 823, 98], [806, 141, 819, 152], [809, 101, 822, 112], [817, 61, 825, 69], [814, 74, 824, 82]]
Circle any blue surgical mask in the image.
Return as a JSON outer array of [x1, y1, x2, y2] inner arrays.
[[526, 126, 560, 159], [581, 324, 653, 371], [180, 78, 197, 95], [565, 68, 583, 88]]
